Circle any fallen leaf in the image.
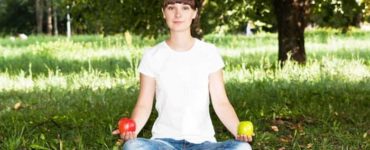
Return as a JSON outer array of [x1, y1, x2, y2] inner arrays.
[[274, 119, 285, 125], [288, 122, 304, 132], [278, 147, 286, 150], [306, 143, 313, 149], [279, 135, 293, 143], [279, 138, 289, 143], [271, 125, 279, 132], [14, 102, 22, 110]]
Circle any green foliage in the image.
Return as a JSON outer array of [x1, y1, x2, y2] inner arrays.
[[1, 0, 370, 36], [311, 0, 364, 29], [63, 0, 165, 36], [200, 0, 274, 34], [363, 0, 370, 21], [0, 0, 35, 35], [0, 30, 370, 149], [60, 0, 370, 35]]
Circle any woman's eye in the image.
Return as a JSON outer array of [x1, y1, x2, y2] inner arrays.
[[182, 6, 190, 10], [167, 6, 174, 10]]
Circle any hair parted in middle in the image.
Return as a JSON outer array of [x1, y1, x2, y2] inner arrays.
[[162, 0, 197, 9]]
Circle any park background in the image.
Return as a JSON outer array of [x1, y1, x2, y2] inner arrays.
[[0, 0, 370, 149]]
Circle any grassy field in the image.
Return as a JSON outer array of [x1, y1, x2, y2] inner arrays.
[[0, 29, 369, 149]]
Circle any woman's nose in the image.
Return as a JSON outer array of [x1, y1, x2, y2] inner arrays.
[[175, 8, 181, 18]]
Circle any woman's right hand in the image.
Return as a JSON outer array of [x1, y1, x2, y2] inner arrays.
[[112, 129, 137, 141]]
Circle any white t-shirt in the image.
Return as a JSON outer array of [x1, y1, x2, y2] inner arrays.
[[138, 38, 225, 143]]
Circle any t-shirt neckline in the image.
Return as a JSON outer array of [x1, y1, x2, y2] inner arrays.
[[163, 38, 198, 54]]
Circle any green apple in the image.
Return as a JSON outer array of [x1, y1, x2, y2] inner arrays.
[[237, 121, 254, 136]]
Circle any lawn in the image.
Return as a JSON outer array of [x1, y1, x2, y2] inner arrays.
[[0, 29, 369, 149]]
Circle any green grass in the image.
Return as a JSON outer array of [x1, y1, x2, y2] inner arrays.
[[0, 29, 369, 149]]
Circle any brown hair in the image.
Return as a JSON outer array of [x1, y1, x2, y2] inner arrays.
[[162, 0, 203, 39], [162, 0, 196, 9]]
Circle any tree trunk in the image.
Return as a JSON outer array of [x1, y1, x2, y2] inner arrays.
[[273, 0, 309, 65], [46, 0, 53, 35], [35, 0, 44, 34], [67, 5, 71, 38], [352, 12, 362, 27], [53, 4, 59, 36]]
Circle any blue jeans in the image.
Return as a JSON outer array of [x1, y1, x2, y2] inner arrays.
[[123, 138, 252, 150]]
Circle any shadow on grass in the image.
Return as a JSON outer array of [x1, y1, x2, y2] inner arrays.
[[0, 52, 134, 76], [1, 48, 370, 78], [223, 49, 370, 71]]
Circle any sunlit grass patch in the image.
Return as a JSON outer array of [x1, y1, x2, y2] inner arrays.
[[0, 69, 138, 93]]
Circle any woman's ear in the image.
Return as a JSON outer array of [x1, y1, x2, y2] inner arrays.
[[162, 9, 166, 19]]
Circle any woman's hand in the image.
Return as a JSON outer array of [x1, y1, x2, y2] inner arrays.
[[236, 134, 253, 143], [112, 129, 137, 141]]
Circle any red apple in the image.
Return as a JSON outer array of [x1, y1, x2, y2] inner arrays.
[[118, 118, 136, 133]]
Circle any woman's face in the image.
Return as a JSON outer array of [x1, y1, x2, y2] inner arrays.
[[163, 3, 197, 33]]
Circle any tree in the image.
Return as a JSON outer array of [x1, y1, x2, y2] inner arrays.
[[200, 0, 248, 34], [310, 0, 365, 33], [46, 0, 53, 35], [273, 0, 310, 65], [53, 1, 59, 36], [0, 0, 35, 35], [35, 0, 44, 34], [34, 0, 62, 35], [364, 0, 370, 21], [2, 0, 369, 37]]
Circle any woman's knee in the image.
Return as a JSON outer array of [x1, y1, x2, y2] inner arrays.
[[224, 140, 252, 150], [122, 138, 152, 150], [234, 141, 252, 150]]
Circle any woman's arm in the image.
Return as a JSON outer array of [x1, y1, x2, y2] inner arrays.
[[209, 69, 239, 136], [209, 69, 252, 142], [130, 73, 156, 134], [131, 74, 156, 134], [113, 73, 156, 141]]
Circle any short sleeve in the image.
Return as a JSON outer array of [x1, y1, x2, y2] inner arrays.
[[138, 51, 156, 78], [208, 46, 225, 74]]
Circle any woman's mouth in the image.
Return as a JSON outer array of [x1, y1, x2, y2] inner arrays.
[[173, 21, 183, 24]]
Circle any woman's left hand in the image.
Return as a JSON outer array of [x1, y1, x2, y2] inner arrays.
[[236, 134, 253, 142]]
